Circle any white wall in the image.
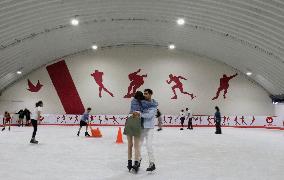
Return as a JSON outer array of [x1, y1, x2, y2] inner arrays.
[[275, 103, 284, 117], [0, 47, 274, 115]]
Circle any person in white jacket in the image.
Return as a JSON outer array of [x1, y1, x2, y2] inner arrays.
[[30, 101, 43, 144], [186, 108, 193, 130]]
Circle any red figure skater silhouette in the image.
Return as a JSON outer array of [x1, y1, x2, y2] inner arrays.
[[166, 74, 195, 99], [124, 69, 147, 98], [212, 73, 238, 100], [91, 70, 114, 98]]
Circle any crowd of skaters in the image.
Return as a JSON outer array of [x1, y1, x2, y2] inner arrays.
[[1, 92, 223, 173]]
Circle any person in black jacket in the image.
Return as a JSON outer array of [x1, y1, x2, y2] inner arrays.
[[23, 108, 31, 126], [156, 109, 163, 131], [16, 109, 25, 127], [214, 106, 222, 134]]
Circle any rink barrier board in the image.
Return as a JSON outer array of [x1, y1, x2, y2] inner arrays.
[[1, 114, 283, 130], [1, 124, 284, 131]]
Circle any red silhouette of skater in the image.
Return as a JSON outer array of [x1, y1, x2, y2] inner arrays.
[[207, 116, 214, 125], [91, 70, 114, 98], [250, 116, 255, 125], [124, 69, 147, 98], [212, 73, 238, 100], [234, 116, 241, 126], [166, 74, 195, 99], [240, 116, 247, 125]]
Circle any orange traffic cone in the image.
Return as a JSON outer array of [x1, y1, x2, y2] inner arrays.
[[116, 127, 123, 144], [93, 128, 102, 137], [89, 126, 102, 138]]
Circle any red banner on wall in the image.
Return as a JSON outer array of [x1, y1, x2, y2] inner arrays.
[[46, 60, 85, 114]]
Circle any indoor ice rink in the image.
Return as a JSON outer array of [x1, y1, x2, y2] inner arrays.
[[0, 1, 284, 180]]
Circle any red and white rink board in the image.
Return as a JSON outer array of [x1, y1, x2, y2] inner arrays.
[[1, 114, 284, 130]]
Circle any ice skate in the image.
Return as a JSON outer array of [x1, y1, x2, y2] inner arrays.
[[127, 160, 132, 172], [30, 138, 38, 144], [146, 162, 156, 172], [85, 132, 90, 137], [132, 161, 140, 173]]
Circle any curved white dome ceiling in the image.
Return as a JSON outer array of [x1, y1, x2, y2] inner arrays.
[[0, 0, 284, 98]]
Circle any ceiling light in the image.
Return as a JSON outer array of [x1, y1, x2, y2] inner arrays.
[[177, 18, 185, 25], [92, 44, 98, 50], [16, 71, 22, 74], [168, 44, 175, 50], [70, 18, 79, 26], [246, 72, 252, 76]]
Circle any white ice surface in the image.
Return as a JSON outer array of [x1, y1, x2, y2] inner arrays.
[[0, 126, 283, 180]]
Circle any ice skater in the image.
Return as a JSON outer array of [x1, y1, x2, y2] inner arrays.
[[77, 107, 91, 137], [156, 109, 163, 131], [166, 74, 195, 100], [24, 108, 31, 126], [91, 70, 114, 98], [124, 91, 144, 173], [30, 101, 43, 144], [179, 109, 186, 130], [16, 109, 25, 127], [140, 89, 158, 172], [186, 108, 193, 130], [212, 73, 238, 100], [214, 106, 222, 134], [2, 111, 12, 131]]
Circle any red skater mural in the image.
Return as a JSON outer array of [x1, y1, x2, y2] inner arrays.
[[27, 79, 43, 92], [166, 74, 195, 100], [212, 73, 238, 100], [124, 69, 147, 98], [91, 70, 114, 98]]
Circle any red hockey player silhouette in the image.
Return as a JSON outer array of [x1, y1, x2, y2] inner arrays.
[[212, 73, 238, 100], [124, 69, 147, 98], [91, 70, 114, 98], [166, 74, 195, 99]]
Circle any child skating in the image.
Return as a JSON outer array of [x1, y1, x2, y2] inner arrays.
[[77, 107, 91, 137]]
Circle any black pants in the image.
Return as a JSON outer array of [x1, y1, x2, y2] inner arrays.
[[215, 121, 222, 134], [80, 120, 87, 127], [180, 117, 185, 127], [31, 119, 38, 138], [188, 118, 193, 129]]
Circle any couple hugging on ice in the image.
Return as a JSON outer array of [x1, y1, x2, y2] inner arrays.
[[123, 88, 158, 173]]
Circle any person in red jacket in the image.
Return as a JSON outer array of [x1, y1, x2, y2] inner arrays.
[[2, 111, 12, 131]]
